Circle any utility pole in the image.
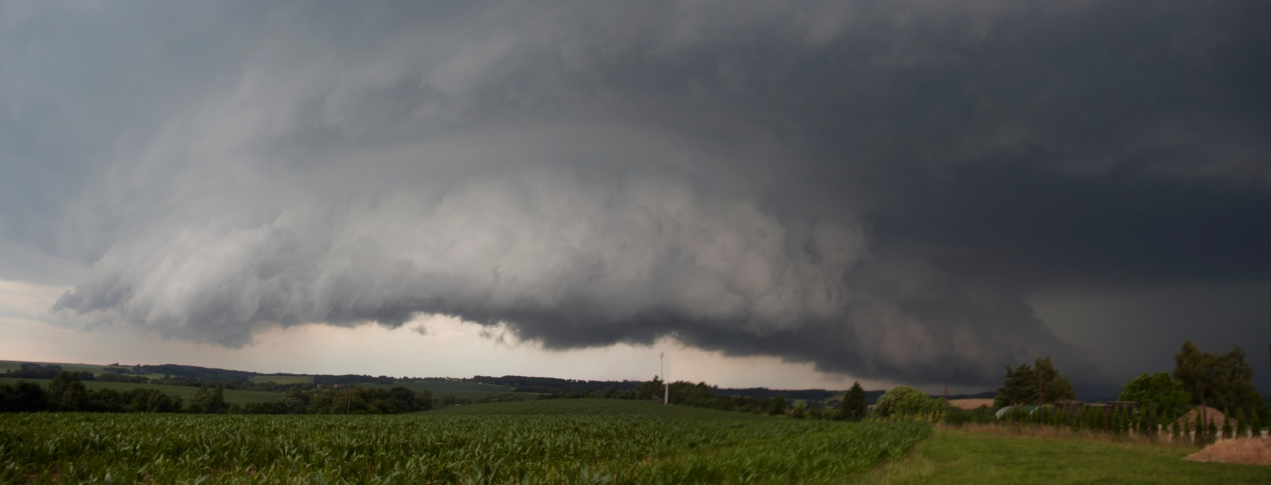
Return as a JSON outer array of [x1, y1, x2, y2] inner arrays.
[[659, 352, 670, 406], [663, 353, 670, 406], [666, 352, 676, 406]]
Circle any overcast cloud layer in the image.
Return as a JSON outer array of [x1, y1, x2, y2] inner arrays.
[[3, 1, 1270, 391]]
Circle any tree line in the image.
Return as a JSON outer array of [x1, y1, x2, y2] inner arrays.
[[6, 339, 1264, 431], [532, 376, 874, 421], [4, 364, 303, 393], [990, 341, 1268, 424], [943, 340, 1271, 444], [1, 371, 184, 413], [635, 340, 1268, 431], [0, 371, 435, 415]]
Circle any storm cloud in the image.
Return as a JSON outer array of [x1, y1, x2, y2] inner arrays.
[[4, 1, 1268, 390]]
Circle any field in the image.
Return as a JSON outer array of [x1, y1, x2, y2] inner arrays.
[[248, 375, 313, 385], [251, 376, 537, 400], [0, 399, 930, 484], [430, 397, 772, 418], [0, 360, 113, 375], [379, 378, 539, 401], [0, 360, 166, 380], [0, 378, 283, 404], [945, 398, 994, 410], [870, 427, 1271, 484], [1, 359, 534, 402]]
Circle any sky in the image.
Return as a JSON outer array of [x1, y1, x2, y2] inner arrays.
[[2, 1, 1270, 396]]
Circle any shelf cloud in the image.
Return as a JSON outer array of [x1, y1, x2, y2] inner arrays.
[[4, 1, 1268, 389]]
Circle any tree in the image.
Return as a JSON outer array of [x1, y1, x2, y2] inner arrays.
[[1173, 340, 1262, 440], [208, 386, 228, 413], [1252, 407, 1263, 437], [840, 382, 867, 421], [1118, 372, 1191, 422], [995, 364, 1035, 407], [767, 396, 786, 416], [994, 356, 1075, 407], [416, 390, 434, 411], [145, 390, 178, 413], [47, 371, 89, 411], [0, 381, 46, 412], [187, 385, 228, 414], [387, 386, 418, 412], [1235, 407, 1248, 438], [1034, 356, 1076, 403], [808, 406, 824, 420], [873, 386, 939, 419], [636, 376, 664, 401]]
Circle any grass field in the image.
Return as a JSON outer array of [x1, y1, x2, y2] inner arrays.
[[0, 360, 111, 375], [0, 377, 283, 404], [432, 397, 773, 420], [248, 374, 313, 385], [379, 378, 540, 401], [252, 374, 538, 400], [0, 399, 929, 484], [870, 427, 1271, 484], [0, 360, 181, 380], [1, 360, 536, 401]]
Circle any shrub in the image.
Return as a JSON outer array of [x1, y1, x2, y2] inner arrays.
[[873, 386, 941, 421]]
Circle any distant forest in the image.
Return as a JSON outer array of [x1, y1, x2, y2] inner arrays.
[[469, 375, 902, 401], [2, 361, 994, 417], [4, 362, 925, 401]]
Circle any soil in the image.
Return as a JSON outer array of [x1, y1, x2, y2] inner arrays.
[[946, 398, 995, 410], [1174, 405, 1226, 429], [1185, 437, 1271, 466]]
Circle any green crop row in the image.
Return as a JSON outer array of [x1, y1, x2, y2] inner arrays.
[[0, 411, 929, 484]]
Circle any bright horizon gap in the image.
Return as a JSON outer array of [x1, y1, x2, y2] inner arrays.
[[4, 277, 1243, 398], [6, 283, 917, 392]]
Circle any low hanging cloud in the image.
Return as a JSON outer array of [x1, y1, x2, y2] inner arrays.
[[51, 159, 1062, 385], [54, 168, 865, 347], [16, 1, 1270, 389]]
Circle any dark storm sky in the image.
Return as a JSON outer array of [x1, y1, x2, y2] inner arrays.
[[2, 1, 1269, 392]]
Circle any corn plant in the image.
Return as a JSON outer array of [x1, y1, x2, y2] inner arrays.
[[1, 411, 929, 484]]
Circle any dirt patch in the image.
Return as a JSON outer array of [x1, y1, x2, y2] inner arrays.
[[1185, 438, 1271, 466], [947, 398, 994, 410]]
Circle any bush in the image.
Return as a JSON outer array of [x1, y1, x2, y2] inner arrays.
[[873, 386, 941, 421]]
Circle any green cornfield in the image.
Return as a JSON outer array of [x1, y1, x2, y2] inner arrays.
[[0, 403, 930, 484]]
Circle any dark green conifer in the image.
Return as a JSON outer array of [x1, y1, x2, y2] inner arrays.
[[1221, 409, 1232, 440], [1251, 407, 1263, 438], [1235, 407, 1248, 438]]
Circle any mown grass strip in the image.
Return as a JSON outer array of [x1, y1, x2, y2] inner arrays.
[[870, 428, 1271, 484]]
